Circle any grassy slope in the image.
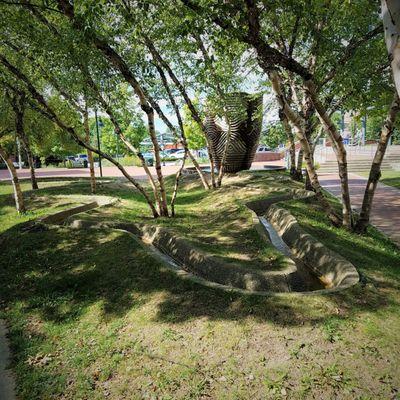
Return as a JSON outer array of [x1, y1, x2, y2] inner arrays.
[[0, 173, 399, 399], [359, 170, 400, 189]]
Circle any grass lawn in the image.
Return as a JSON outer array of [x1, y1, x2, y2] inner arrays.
[[359, 170, 400, 190], [0, 172, 399, 399]]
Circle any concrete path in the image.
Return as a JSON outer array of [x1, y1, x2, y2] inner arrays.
[[319, 172, 400, 245], [0, 320, 16, 400]]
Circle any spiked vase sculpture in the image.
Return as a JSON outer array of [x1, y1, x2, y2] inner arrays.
[[204, 92, 263, 173]]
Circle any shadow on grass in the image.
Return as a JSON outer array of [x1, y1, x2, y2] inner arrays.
[[0, 215, 399, 331], [1, 174, 399, 332]]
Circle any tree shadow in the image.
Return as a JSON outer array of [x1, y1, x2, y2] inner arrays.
[[0, 216, 398, 330], [1, 173, 399, 333]]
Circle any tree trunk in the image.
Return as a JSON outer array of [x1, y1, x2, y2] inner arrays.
[[171, 149, 188, 217], [83, 105, 96, 194], [303, 110, 316, 191], [303, 79, 352, 229], [216, 121, 232, 187], [81, 72, 163, 211], [146, 107, 169, 217], [149, 61, 211, 190], [195, 33, 232, 187], [207, 143, 217, 188], [280, 109, 297, 178], [355, 93, 400, 232], [0, 148, 26, 214], [10, 94, 39, 190], [26, 149, 38, 190], [0, 53, 160, 218], [295, 148, 304, 180], [288, 141, 297, 178], [269, 71, 340, 225], [382, 0, 400, 98], [143, 34, 216, 188], [56, 0, 169, 216]]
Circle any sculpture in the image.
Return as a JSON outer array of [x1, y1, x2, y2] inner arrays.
[[204, 92, 263, 173]]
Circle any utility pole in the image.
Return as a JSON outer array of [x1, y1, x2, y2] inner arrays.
[[95, 109, 103, 177]]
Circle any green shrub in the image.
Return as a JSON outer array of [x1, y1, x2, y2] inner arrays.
[[101, 155, 143, 167]]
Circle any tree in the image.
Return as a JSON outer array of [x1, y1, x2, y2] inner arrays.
[[0, 51, 160, 218], [0, 112, 26, 213], [356, 93, 400, 232], [89, 116, 147, 157], [382, 0, 400, 98], [7, 91, 39, 190], [183, 104, 206, 150]]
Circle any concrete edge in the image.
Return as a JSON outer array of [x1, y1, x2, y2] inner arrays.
[[39, 188, 359, 295], [67, 219, 292, 293], [65, 221, 344, 297], [265, 204, 359, 289]]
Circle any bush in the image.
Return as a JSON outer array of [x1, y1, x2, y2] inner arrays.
[[101, 155, 143, 167], [161, 156, 180, 162]]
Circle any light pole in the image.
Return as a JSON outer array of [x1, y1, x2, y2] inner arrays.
[[362, 115, 367, 146], [16, 137, 23, 169], [95, 109, 103, 177], [160, 132, 165, 166]]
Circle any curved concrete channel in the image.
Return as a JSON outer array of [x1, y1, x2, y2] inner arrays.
[[53, 190, 359, 295], [19, 191, 359, 297], [258, 216, 324, 292]]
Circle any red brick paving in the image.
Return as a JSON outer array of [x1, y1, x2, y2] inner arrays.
[[0, 161, 284, 182], [319, 172, 400, 246]]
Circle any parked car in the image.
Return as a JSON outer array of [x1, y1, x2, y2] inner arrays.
[[141, 152, 154, 166], [45, 155, 64, 166], [257, 145, 272, 153], [76, 154, 88, 167], [170, 150, 186, 159], [197, 149, 209, 158], [65, 155, 86, 168], [163, 148, 181, 156]]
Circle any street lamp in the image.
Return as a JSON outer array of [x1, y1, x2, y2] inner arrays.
[[362, 115, 367, 146]]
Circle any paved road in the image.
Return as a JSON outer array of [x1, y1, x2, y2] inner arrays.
[[0, 321, 15, 400], [0, 165, 180, 181], [319, 172, 400, 245], [0, 161, 283, 181]]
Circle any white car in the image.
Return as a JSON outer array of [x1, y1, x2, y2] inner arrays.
[[170, 150, 186, 159], [66, 155, 88, 168]]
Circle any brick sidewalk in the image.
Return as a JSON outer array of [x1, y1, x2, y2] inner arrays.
[[319, 172, 400, 246]]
